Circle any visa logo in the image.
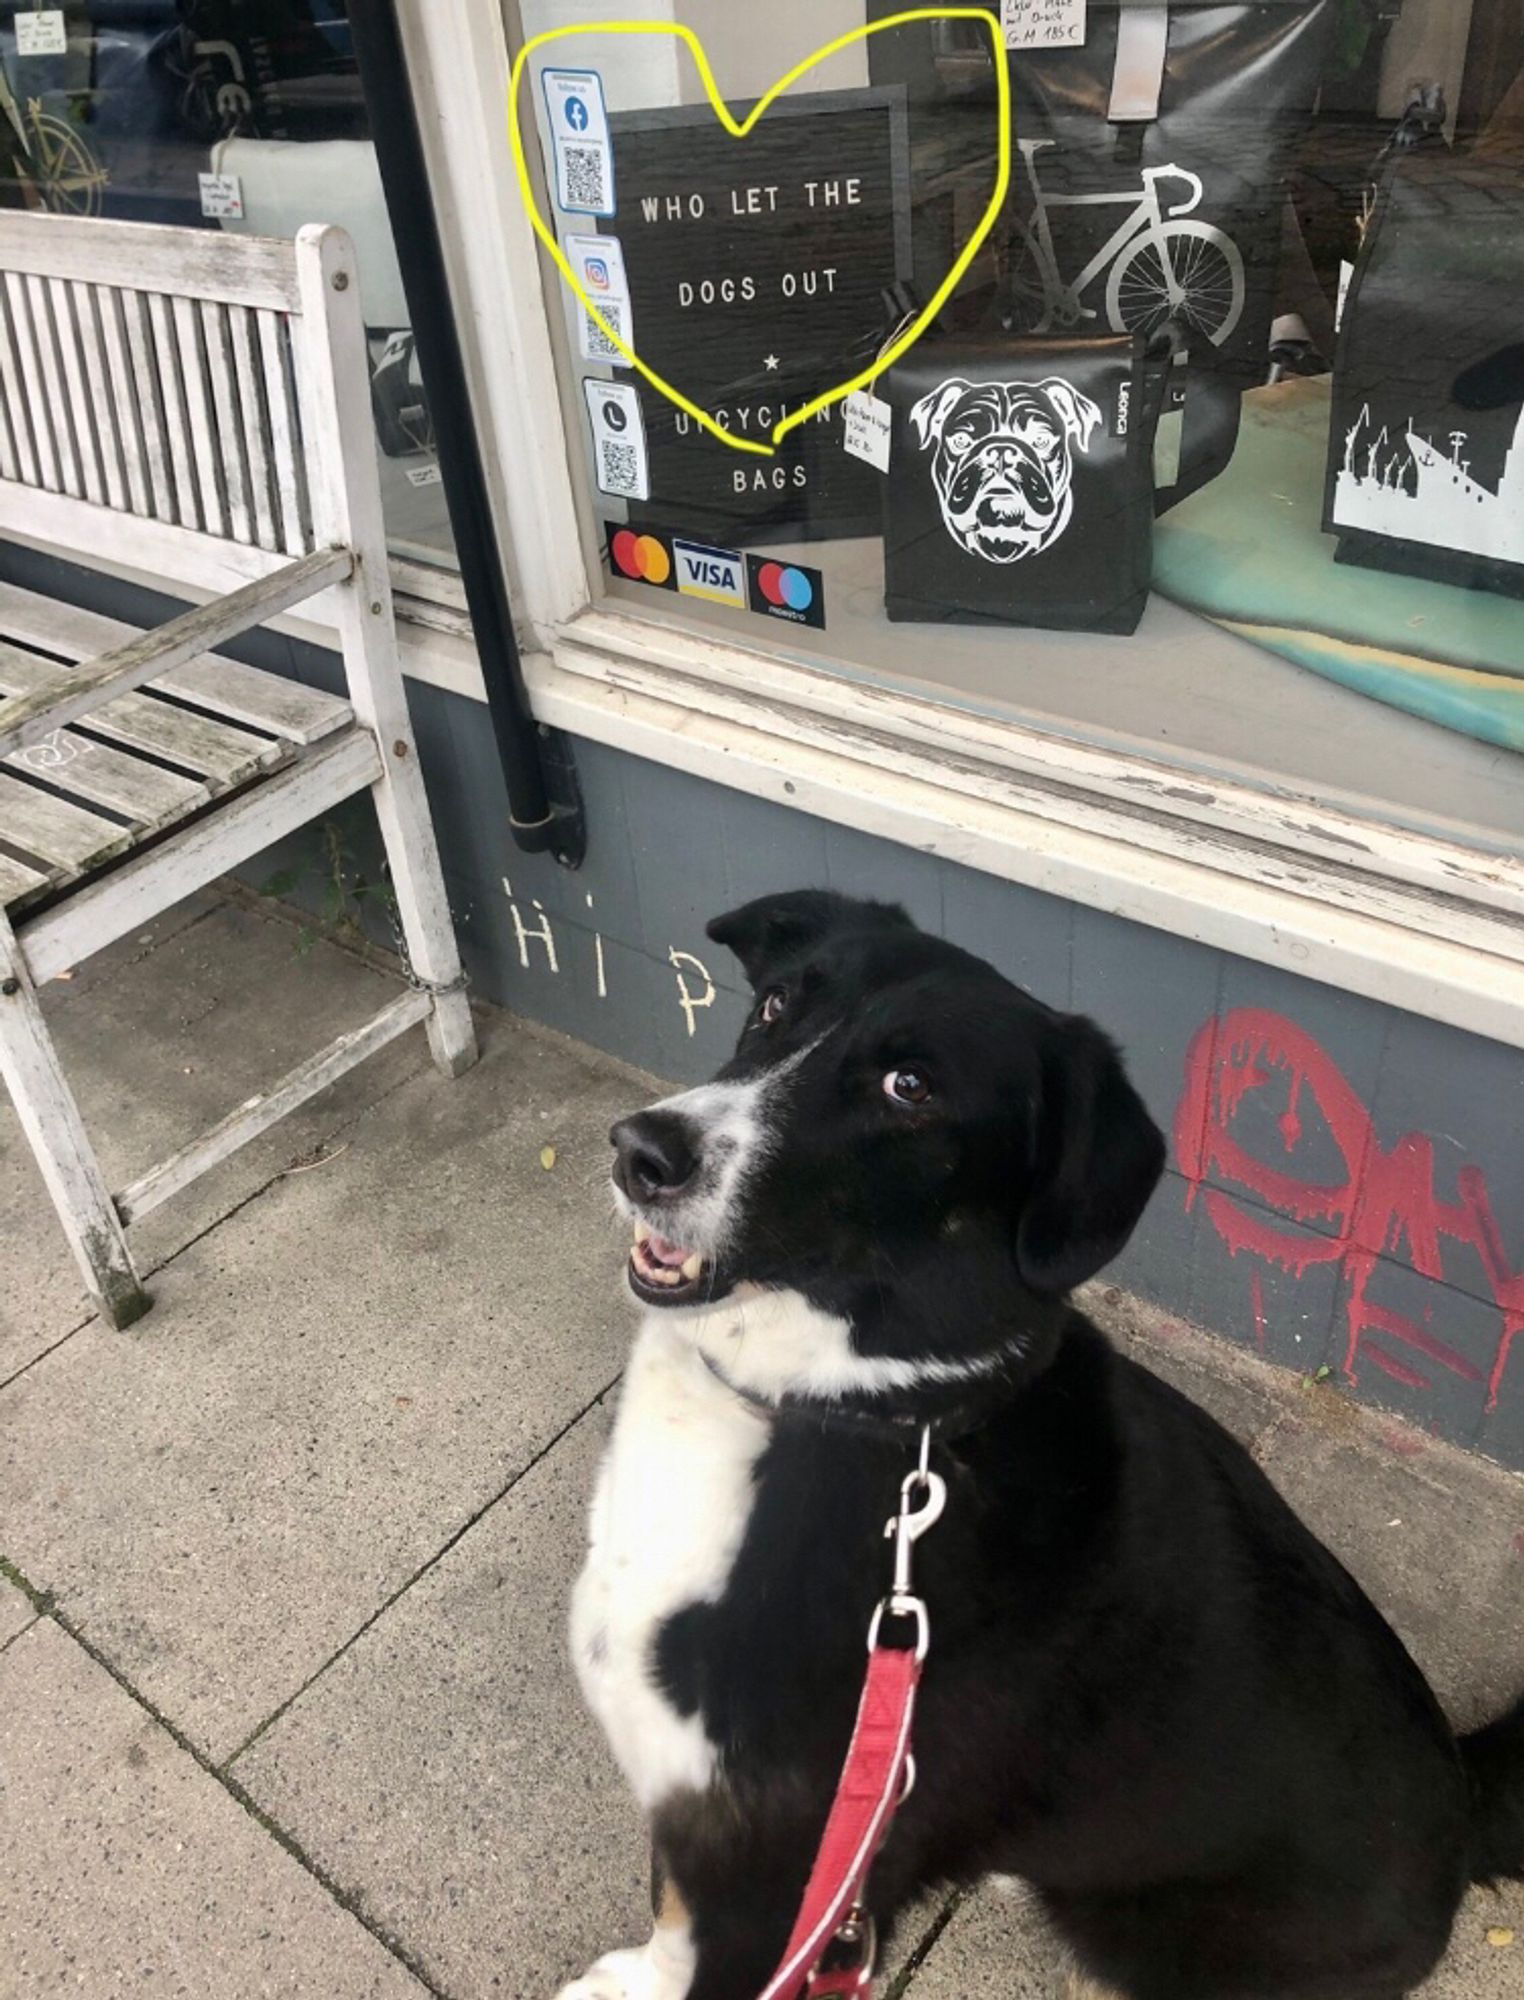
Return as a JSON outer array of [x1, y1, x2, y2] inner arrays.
[[672, 537, 746, 608]]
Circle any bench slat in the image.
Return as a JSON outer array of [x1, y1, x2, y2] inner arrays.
[[0, 643, 286, 786], [0, 585, 351, 746], [0, 771, 131, 876], [5, 271, 60, 490], [0, 849, 48, 907], [3, 721, 205, 828]]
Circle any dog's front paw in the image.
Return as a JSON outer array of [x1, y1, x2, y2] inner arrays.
[[554, 1946, 663, 2000]]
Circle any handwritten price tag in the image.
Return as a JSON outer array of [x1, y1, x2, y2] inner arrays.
[[198, 172, 244, 220], [16, 10, 68, 57], [842, 390, 892, 474], [1002, 0, 1087, 51]]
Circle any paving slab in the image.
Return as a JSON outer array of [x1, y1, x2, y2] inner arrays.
[[236, 1399, 650, 2000], [1255, 1401, 1524, 1730], [1, 892, 430, 1381], [0, 1008, 650, 1763], [0, 1617, 425, 1998], [901, 1877, 1524, 1998], [896, 1881, 1067, 1998], [233, 1380, 962, 2000], [0, 1572, 36, 1649]]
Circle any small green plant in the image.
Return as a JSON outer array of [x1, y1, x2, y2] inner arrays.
[[1301, 1363, 1334, 1390], [260, 817, 395, 958]]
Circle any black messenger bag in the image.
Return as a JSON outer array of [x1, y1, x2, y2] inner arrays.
[[1324, 151, 1524, 600], [869, 0, 1335, 506], [882, 333, 1167, 633]]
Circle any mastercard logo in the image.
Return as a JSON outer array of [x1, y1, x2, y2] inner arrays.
[[610, 528, 672, 586], [753, 561, 814, 612]]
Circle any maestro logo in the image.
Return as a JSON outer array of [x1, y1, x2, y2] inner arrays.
[[746, 555, 825, 629], [509, 12, 1011, 459]]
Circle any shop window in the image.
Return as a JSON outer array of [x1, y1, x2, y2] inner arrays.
[[0, 1, 453, 568], [512, 1, 1524, 850]]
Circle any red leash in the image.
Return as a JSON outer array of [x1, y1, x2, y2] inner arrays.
[[756, 1438, 947, 2000]]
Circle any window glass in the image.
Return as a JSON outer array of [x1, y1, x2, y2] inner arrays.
[[0, 1, 454, 567], [514, 0, 1524, 849]]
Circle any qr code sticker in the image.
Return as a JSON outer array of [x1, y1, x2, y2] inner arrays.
[[583, 302, 626, 361], [562, 144, 610, 213], [598, 438, 642, 496]]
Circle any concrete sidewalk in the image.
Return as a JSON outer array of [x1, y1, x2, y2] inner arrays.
[[2, 894, 1521, 2000]]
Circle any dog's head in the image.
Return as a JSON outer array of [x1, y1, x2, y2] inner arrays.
[[910, 375, 1102, 564], [610, 892, 1164, 1402]]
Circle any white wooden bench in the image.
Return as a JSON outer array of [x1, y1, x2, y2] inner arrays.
[[0, 214, 477, 1328]]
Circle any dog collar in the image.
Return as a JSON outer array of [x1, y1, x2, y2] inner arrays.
[[698, 1349, 1019, 1446]]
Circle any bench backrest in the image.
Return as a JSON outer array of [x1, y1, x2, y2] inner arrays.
[[0, 215, 366, 601]]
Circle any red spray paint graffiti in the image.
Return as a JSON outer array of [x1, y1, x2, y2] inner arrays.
[[1175, 1010, 1524, 1412]]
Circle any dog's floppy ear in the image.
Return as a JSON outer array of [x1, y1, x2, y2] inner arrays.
[[707, 890, 913, 988], [1039, 378, 1103, 454], [1014, 1015, 1166, 1296], [910, 380, 972, 451]]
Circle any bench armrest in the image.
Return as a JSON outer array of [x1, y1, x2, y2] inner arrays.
[[0, 547, 353, 758]]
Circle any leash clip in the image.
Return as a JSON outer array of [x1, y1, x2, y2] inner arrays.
[[807, 1904, 877, 1996], [866, 1427, 946, 1663]]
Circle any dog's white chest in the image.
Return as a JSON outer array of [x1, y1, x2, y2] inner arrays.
[[570, 1319, 769, 1811]]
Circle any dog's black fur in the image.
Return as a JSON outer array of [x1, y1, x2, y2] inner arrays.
[[611, 892, 1524, 2000]]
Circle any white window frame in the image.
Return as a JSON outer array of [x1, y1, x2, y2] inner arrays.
[[402, 0, 1524, 1050]]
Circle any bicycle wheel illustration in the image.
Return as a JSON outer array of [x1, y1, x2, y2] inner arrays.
[[1105, 221, 1245, 347], [27, 106, 108, 217]]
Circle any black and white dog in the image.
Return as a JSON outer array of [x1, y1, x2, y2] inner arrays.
[[557, 892, 1524, 2000], [909, 376, 1101, 563]]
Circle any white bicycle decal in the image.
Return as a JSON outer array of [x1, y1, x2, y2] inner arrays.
[[1003, 140, 1246, 349]]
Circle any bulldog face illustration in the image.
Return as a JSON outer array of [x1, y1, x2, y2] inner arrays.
[[909, 375, 1102, 563]]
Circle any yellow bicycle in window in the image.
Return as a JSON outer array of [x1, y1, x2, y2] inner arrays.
[[0, 72, 108, 217]]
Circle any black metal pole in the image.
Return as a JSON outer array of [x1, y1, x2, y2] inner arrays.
[[346, 0, 585, 866]]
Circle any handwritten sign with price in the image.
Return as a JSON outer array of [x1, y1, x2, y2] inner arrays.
[[16, 9, 68, 56], [1002, 0, 1087, 50]]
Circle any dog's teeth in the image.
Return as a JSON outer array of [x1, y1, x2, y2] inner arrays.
[[634, 1222, 651, 1245], [680, 1252, 703, 1281]]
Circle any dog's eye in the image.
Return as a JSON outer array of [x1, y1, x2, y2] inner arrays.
[[1030, 423, 1058, 452], [946, 429, 974, 455], [758, 987, 788, 1027], [883, 1068, 932, 1106]]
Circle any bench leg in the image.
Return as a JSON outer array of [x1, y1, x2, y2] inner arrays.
[[337, 629, 478, 1082], [0, 916, 149, 1328], [369, 740, 478, 1079]]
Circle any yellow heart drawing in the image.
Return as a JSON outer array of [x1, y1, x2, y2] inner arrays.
[[508, 10, 1011, 458]]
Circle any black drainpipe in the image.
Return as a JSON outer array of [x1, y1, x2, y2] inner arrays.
[[347, 0, 586, 867]]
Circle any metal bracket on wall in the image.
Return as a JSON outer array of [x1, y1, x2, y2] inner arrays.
[[514, 722, 586, 868], [347, 0, 587, 869]]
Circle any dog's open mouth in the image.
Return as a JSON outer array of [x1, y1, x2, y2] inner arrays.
[[628, 1223, 714, 1306]]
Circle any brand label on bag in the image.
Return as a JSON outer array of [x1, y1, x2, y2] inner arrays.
[[1002, 0, 1087, 51], [16, 10, 67, 56], [842, 390, 892, 473]]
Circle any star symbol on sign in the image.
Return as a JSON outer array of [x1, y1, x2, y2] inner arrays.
[[763, 353, 780, 371]]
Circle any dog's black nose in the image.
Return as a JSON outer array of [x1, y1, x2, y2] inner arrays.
[[611, 1111, 698, 1201]]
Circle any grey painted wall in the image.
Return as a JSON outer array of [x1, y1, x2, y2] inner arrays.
[[6, 549, 1522, 1471]]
